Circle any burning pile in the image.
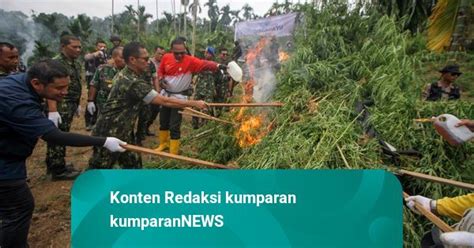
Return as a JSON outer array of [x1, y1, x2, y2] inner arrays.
[[234, 37, 284, 148]]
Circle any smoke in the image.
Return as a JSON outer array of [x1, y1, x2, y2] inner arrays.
[[252, 65, 277, 103], [18, 18, 39, 66]]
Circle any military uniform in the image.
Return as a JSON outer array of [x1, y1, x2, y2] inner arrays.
[[46, 53, 83, 175], [192, 68, 219, 128], [89, 64, 119, 114], [89, 66, 153, 169], [214, 57, 231, 116], [85, 52, 108, 128], [136, 61, 157, 144]]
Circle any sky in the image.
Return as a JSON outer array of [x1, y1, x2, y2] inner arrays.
[[0, 0, 305, 20]]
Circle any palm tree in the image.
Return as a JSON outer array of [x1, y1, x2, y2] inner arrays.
[[33, 13, 60, 36], [219, 5, 232, 27], [241, 4, 255, 20], [204, 0, 219, 32], [136, 6, 153, 34], [427, 0, 472, 52], [189, 0, 202, 54], [181, 0, 190, 37]]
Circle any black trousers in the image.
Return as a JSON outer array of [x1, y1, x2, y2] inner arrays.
[[159, 106, 182, 139], [0, 180, 34, 248]]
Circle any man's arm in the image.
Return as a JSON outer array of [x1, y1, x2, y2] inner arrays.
[[144, 90, 206, 109], [42, 129, 126, 152]]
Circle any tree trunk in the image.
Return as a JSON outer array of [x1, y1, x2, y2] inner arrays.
[[450, 0, 471, 51], [192, 0, 198, 55]]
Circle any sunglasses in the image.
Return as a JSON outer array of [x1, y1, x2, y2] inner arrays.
[[450, 73, 461, 77], [221, 53, 228, 56]]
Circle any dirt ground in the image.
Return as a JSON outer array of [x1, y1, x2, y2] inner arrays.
[[26, 92, 165, 247]]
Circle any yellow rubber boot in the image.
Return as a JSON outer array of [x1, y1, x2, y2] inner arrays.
[[154, 130, 170, 152], [169, 139, 180, 155]]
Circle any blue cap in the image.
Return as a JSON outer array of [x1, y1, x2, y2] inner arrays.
[[205, 46, 215, 56]]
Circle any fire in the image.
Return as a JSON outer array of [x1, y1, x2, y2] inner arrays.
[[279, 51, 290, 62], [233, 37, 279, 148], [235, 115, 269, 148]]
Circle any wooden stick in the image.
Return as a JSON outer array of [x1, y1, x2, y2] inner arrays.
[[403, 192, 454, 233], [206, 102, 284, 107], [183, 107, 213, 118], [122, 144, 238, 170], [179, 111, 236, 126], [397, 169, 474, 191], [414, 118, 434, 123]]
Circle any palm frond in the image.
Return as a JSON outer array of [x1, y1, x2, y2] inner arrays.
[[427, 0, 460, 52]]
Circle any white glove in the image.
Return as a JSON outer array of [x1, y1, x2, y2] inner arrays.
[[103, 137, 127, 152], [405, 195, 432, 214], [48, 112, 62, 127], [441, 231, 474, 246], [87, 102, 96, 115], [75, 105, 82, 117]]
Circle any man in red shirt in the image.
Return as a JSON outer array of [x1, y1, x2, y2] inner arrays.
[[154, 38, 226, 154]]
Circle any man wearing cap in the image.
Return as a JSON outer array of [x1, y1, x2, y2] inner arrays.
[[108, 35, 122, 58], [423, 65, 462, 101], [192, 46, 219, 129]]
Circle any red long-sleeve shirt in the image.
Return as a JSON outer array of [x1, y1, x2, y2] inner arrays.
[[158, 53, 218, 93]]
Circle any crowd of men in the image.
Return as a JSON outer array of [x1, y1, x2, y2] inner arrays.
[[1, 33, 472, 247], [0, 34, 233, 247]]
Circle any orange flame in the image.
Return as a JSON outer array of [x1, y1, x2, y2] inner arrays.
[[279, 51, 290, 62], [234, 37, 275, 148], [235, 115, 269, 148]]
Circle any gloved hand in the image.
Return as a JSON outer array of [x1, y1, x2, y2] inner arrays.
[[217, 63, 227, 71], [405, 195, 432, 214], [87, 102, 96, 115], [103, 137, 127, 152], [75, 106, 82, 117], [440, 231, 474, 246], [48, 112, 62, 127]]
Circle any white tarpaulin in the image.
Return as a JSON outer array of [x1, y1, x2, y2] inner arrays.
[[234, 12, 298, 40]]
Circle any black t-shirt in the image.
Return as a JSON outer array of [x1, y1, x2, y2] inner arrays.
[[0, 73, 56, 180]]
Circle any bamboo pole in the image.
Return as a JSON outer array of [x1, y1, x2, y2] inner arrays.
[[122, 144, 238, 169], [179, 111, 236, 126], [183, 107, 213, 118], [397, 169, 474, 191], [206, 102, 284, 107], [403, 192, 454, 233], [414, 118, 434, 123]]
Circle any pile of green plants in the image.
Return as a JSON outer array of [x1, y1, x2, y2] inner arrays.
[[148, 3, 473, 246]]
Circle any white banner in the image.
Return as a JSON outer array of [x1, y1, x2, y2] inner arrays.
[[234, 13, 298, 40]]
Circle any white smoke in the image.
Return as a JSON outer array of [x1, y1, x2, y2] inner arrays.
[[252, 65, 277, 103], [18, 17, 39, 66]]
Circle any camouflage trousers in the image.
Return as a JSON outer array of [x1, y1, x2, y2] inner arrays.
[[45, 99, 79, 174], [193, 80, 214, 128], [88, 131, 142, 169], [213, 80, 228, 117]]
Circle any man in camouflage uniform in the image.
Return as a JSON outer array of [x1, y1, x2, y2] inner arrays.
[[88, 42, 207, 169], [86, 47, 125, 120], [45, 35, 83, 180], [135, 59, 157, 145], [192, 46, 218, 129], [214, 47, 232, 116], [0, 42, 19, 79], [84, 39, 108, 130]]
